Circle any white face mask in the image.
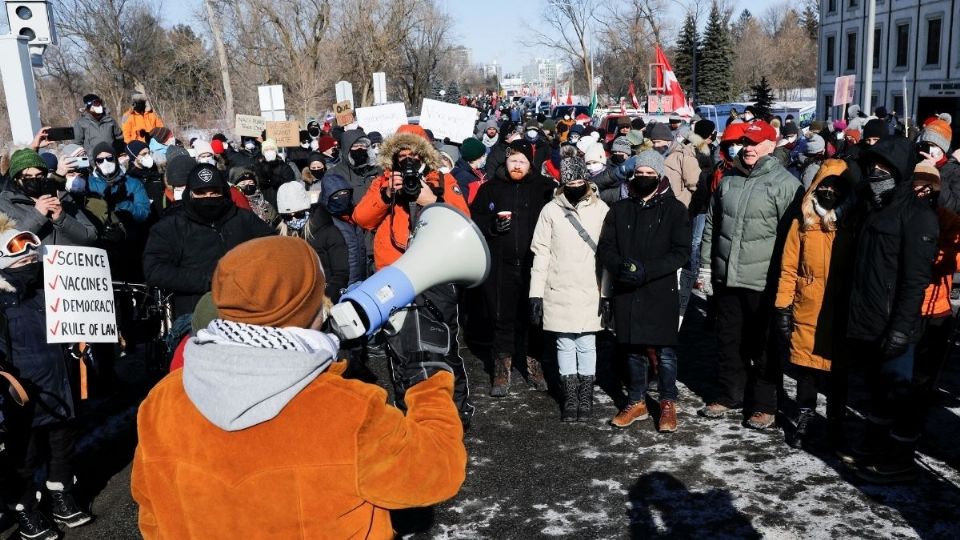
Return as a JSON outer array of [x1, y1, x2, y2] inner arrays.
[[244, 141, 256, 151], [263, 150, 278, 162], [139, 155, 154, 169], [587, 162, 605, 174], [727, 144, 743, 160], [928, 146, 945, 160], [199, 157, 216, 166], [173, 187, 186, 201], [91, 106, 104, 114], [742, 114, 754, 122], [99, 161, 116, 176], [526, 129, 538, 139]]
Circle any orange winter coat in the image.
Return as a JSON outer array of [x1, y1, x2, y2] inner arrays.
[[122, 109, 164, 143], [131, 363, 467, 540], [921, 207, 960, 317], [775, 160, 856, 371]]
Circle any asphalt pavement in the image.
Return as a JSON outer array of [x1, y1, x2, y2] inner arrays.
[[4, 295, 960, 539]]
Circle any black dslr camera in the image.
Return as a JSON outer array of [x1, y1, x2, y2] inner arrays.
[[400, 158, 423, 197]]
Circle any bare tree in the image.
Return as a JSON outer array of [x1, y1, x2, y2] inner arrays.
[[594, 0, 671, 99], [523, 0, 598, 98], [204, 0, 234, 123], [392, 3, 454, 111]]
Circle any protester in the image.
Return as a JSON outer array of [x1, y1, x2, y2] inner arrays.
[[799, 134, 827, 189], [451, 137, 488, 204], [225, 136, 260, 171], [132, 236, 466, 538], [300, 152, 327, 195], [648, 122, 699, 207], [73, 94, 123, 155], [529, 156, 609, 421], [122, 93, 164, 144], [255, 139, 296, 208], [330, 130, 383, 205], [919, 120, 959, 213], [472, 139, 555, 397], [698, 121, 802, 429], [87, 142, 151, 224], [230, 167, 276, 225], [0, 216, 93, 539], [598, 150, 690, 433], [124, 140, 163, 213]]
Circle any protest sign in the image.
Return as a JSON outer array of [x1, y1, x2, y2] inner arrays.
[[418, 99, 479, 143], [334, 100, 355, 126], [235, 114, 267, 137], [266, 120, 301, 147], [833, 75, 856, 106], [43, 246, 118, 344], [355, 103, 407, 136]]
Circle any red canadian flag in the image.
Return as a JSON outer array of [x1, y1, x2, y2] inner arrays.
[[628, 81, 640, 109], [551, 86, 558, 107], [654, 45, 694, 117]]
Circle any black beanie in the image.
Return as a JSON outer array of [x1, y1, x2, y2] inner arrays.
[[187, 163, 226, 192], [507, 140, 534, 165], [863, 119, 886, 140], [83, 94, 101, 108], [166, 155, 198, 187], [631, 117, 646, 130], [694, 119, 716, 140]]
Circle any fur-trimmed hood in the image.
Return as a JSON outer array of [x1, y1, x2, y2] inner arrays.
[[800, 158, 851, 232], [686, 132, 713, 157], [376, 132, 443, 172]]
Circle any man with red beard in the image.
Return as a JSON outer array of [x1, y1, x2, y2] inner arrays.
[[470, 140, 555, 397]]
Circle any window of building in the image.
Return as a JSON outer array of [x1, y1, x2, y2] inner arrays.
[[849, 0, 858, 7], [893, 95, 904, 116], [826, 36, 836, 72], [873, 28, 882, 70], [926, 18, 942, 66], [828, 0, 837, 12], [846, 32, 857, 71], [824, 95, 834, 120], [896, 23, 909, 67]]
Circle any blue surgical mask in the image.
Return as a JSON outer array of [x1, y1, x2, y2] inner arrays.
[[727, 144, 743, 160]]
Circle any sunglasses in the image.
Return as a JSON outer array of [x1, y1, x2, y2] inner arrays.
[[20, 174, 45, 182], [95, 156, 116, 164], [282, 211, 308, 221], [3, 231, 41, 257]]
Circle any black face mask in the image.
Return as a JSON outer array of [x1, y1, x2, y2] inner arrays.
[[630, 175, 660, 198], [815, 189, 838, 210], [186, 195, 230, 223], [239, 184, 258, 196], [610, 154, 626, 165], [564, 184, 589, 203], [349, 149, 369, 166], [4, 260, 42, 292], [133, 102, 146, 113], [326, 148, 340, 162], [326, 189, 354, 216], [19, 178, 45, 198]]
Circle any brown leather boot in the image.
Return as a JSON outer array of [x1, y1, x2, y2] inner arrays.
[[658, 400, 678, 433], [526, 356, 548, 391], [610, 400, 649, 428], [490, 353, 511, 397]]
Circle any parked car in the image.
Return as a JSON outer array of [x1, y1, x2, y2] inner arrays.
[[551, 105, 591, 120]]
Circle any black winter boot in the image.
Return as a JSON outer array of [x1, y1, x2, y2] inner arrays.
[[577, 374, 596, 421], [561, 375, 579, 422], [49, 488, 92, 529], [14, 507, 59, 540], [789, 408, 815, 449]]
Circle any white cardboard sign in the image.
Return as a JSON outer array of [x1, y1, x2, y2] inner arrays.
[[43, 246, 118, 343], [355, 103, 407, 137], [418, 99, 479, 143]]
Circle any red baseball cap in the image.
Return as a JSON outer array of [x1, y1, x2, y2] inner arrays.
[[720, 122, 748, 144], [740, 121, 777, 144]]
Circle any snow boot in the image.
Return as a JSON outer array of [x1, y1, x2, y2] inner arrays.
[[561, 375, 578, 422], [576, 374, 595, 421], [789, 408, 816, 449], [490, 353, 511, 397], [526, 356, 548, 391]]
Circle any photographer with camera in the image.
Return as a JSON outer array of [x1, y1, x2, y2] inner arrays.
[[353, 124, 475, 426], [0, 149, 97, 247]]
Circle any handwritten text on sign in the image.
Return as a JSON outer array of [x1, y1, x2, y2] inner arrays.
[[43, 246, 118, 344], [235, 114, 267, 138], [355, 103, 407, 136], [418, 99, 479, 143]]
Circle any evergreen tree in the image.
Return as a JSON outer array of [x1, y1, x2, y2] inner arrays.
[[697, 1, 734, 104], [800, 2, 819, 42], [446, 80, 460, 103], [673, 12, 700, 101], [750, 76, 775, 119], [432, 80, 445, 101], [730, 9, 752, 43]]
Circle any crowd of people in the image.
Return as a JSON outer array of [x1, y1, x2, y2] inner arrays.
[[0, 89, 957, 538]]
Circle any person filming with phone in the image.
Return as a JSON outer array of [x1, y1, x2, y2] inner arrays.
[[0, 148, 97, 247]]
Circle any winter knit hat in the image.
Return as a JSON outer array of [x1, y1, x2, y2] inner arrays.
[[317, 135, 338, 153], [507, 140, 534, 165], [583, 142, 606, 164], [228, 167, 258, 186], [82, 94, 101, 108], [780, 122, 799, 138], [542, 119, 557, 132], [276, 182, 312, 214], [611, 136, 632, 155], [186, 163, 226, 192], [633, 149, 665, 178], [863, 119, 887, 141], [39, 152, 58, 172], [368, 132, 383, 145], [694, 119, 716, 140], [150, 127, 173, 144], [166, 154, 197, 187], [261, 139, 279, 153], [461, 137, 485, 162], [9, 148, 48, 179], [806, 134, 826, 154], [920, 119, 953, 152], [913, 162, 941, 191], [191, 292, 219, 334], [847, 104, 861, 118], [126, 140, 148, 160], [646, 122, 673, 142], [626, 130, 646, 147], [631, 117, 646, 130], [91, 141, 115, 159], [60, 144, 84, 158], [560, 156, 589, 185], [844, 129, 862, 143], [213, 236, 326, 329]]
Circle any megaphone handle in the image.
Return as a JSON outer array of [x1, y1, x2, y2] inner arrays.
[[408, 200, 420, 234]]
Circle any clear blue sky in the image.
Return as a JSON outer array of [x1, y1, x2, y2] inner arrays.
[[161, 0, 772, 72]]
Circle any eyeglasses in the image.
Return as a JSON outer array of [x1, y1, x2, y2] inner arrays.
[[3, 231, 41, 257], [282, 211, 308, 221], [95, 156, 115, 164]]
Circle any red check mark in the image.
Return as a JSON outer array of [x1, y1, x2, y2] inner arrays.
[[50, 298, 61, 312], [45, 249, 59, 265], [50, 320, 60, 336], [48, 275, 59, 290]]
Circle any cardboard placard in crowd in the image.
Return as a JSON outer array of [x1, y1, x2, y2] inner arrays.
[[266, 120, 301, 147], [833, 75, 856, 106], [418, 99, 479, 143], [43, 246, 118, 344], [334, 100, 356, 126], [235, 114, 267, 137], [355, 103, 407, 136]]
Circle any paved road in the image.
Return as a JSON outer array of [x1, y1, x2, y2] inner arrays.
[[5, 296, 960, 539]]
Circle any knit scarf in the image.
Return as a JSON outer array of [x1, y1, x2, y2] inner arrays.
[[482, 133, 498, 148], [197, 318, 338, 365]]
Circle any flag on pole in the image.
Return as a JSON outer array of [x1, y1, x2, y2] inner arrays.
[[550, 86, 558, 107], [588, 89, 598, 116], [564, 81, 573, 105], [620, 98, 626, 115], [654, 45, 694, 117], [628, 81, 640, 109]]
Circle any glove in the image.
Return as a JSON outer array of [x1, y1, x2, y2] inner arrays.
[[400, 352, 454, 388], [529, 297, 543, 326], [880, 330, 910, 359], [599, 299, 613, 328], [697, 267, 713, 296], [618, 258, 645, 285], [773, 306, 794, 344], [493, 215, 511, 234]]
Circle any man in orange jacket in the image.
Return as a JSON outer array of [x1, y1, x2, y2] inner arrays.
[[353, 124, 475, 426], [122, 93, 164, 143]]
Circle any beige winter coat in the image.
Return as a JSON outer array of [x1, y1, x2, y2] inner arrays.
[[529, 185, 610, 333], [663, 134, 708, 207]]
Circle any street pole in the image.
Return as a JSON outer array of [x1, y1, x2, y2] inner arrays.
[[863, 0, 876, 115], [0, 35, 41, 144]]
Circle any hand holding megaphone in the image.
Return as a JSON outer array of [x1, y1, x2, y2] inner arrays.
[[329, 203, 490, 340]]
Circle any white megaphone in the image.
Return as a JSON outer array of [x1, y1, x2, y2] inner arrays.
[[330, 203, 490, 340]]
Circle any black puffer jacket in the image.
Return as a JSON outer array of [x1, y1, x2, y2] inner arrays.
[[937, 158, 960, 213], [597, 182, 691, 346], [142, 204, 275, 318], [847, 138, 938, 343], [329, 130, 383, 204], [304, 206, 350, 301], [256, 158, 296, 209]]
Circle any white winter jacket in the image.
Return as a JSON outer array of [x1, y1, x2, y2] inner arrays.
[[529, 185, 610, 333]]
